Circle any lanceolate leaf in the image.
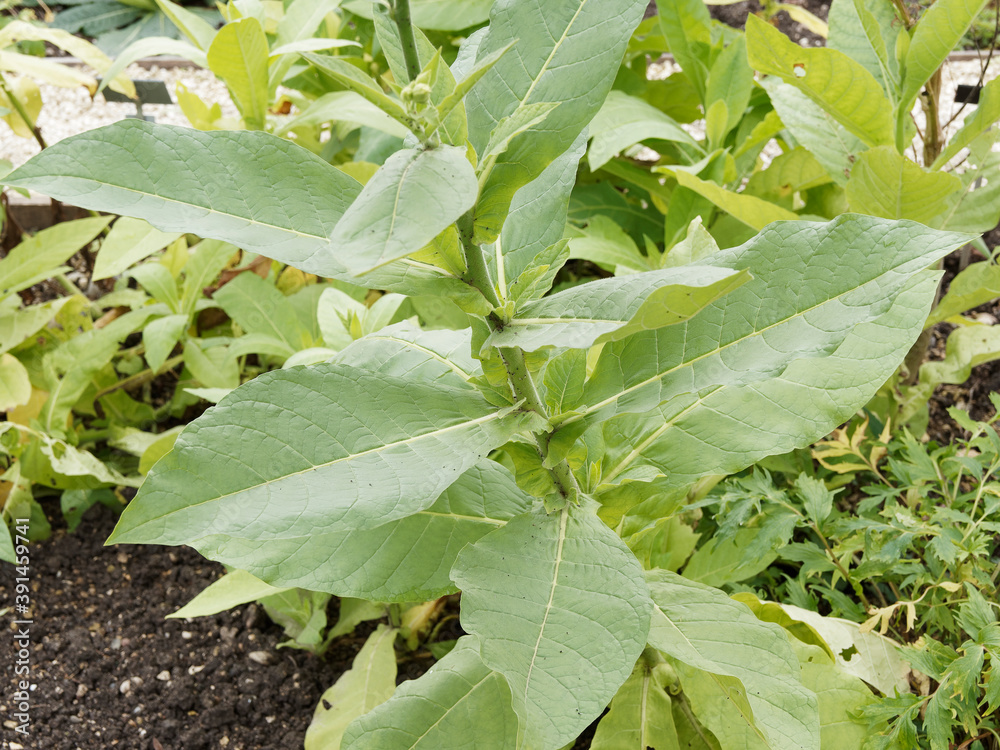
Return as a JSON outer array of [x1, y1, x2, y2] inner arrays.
[[465, 0, 648, 243], [846, 147, 962, 223], [192, 461, 533, 601], [305, 625, 398, 750], [206, 18, 269, 129], [342, 637, 519, 750], [108, 364, 539, 547], [568, 216, 967, 431], [664, 170, 798, 230], [332, 146, 478, 275], [760, 78, 867, 186], [646, 570, 820, 750], [900, 0, 990, 115], [0, 216, 112, 297], [827, 0, 899, 96], [747, 15, 894, 147], [452, 504, 652, 749], [485, 265, 749, 351], [2, 122, 363, 277], [591, 656, 681, 749], [561, 218, 968, 487]]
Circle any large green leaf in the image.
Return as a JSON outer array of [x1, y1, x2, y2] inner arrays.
[[587, 91, 701, 171], [670, 661, 768, 750], [927, 262, 1000, 327], [747, 14, 893, 147], [213, 272, 310, 353], [561, 217, 967, 487], [901, 0, 990, 115], [190, 461, 532, 600], [332, 146, 478, 275], [591, 654, 680, 749], [760, 78, 867, 186], [845, 146, 961, 222], [343, 637, 519, 750], [2, 122, 363, 277], [207, 18, 269, 128], [108, 364, 539, 547], [305, 625, 398, 750], [452, 504, 652, 749], [646, 570, 819, 750], [465, 0, 647, 243], [485, 265, 749, 351]]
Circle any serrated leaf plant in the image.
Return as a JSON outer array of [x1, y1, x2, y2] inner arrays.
[[0, 0, 977, 746]]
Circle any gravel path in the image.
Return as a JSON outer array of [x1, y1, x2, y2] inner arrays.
[[1, 64, 237, 168], [2, 54, 999, 170]]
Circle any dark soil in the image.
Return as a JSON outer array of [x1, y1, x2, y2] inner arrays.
[[708, 0, 829, 47], [0, 507, 358, 750]]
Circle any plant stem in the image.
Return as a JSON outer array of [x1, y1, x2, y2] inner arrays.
[[457, 212, 581, 504], [921, 68, 943, 166], [391, 0, 422, 83], [0, 71, 47, 151], [93, 354, 185, 400]]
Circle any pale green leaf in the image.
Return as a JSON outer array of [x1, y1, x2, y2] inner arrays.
[[564, 216, 967, 488], [154, 0, 217, 49], [760, 77, 867, 186], [827, 0, 899, 96], [213, 272, 309, 352], [97, 37, 206, 95], [92, 218, 181, 281], [180, 239, 237, 317], [342, 636, 518, 750], [190, 460, 532, 601], [0, 298, 69, 355], [0, 216, 112, 297], [591, 657, 680, 750], [671, 661, 768, 750], [587, 91, 701, 171], [936, 135, 1000, 232], [207, 18, 269, 129], [132, 263, 180, 312], [306, 625, 398, 750], [747, 14, 894, 147], [846, 146, 961, 222], [169, 569, 292, 619], [143, 314, 188, 372], [3, 122, 364, 278], [275, 91, 410, 138], [791, 641, 874, 750], [342, 0, 492, 30], [901, 0, 990, 115], [661, 169, 798, 230], [0, 521, 14, 565], [107, 364, 538, 546], [183, 338, 239, 389], [452, 504, 652, 749], [303, 53, 413, 131], [655, 0, 712, 103], [332, 146, 478, 275], [646, 570, 819, 750], [777, 603, 910, 695], [0, 353, 31, 412], [485, 265, 749, 351], [275, 0, 339, 47], [466, 0, 648, 243], [333, 322, 481, 386], [493, 132, 586, 298], [565, 215, 650, 275], [705, 36, 755, 138], [927, 261, 1000, 327]]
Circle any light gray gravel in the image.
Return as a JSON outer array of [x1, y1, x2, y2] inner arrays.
[[2, 53, 999, 171], [1, 63, 237, 168]]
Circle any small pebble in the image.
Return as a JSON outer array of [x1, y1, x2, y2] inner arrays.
[[188, 665, 205, 675], [248, 651, 274, 665], [76, 684, 88, 698], [119, 679, 131, 695], [156, 670, 171, 682]]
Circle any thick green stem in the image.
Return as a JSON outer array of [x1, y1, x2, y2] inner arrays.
[[457, 211, 580, 504], [500, 346, 581, 502], [458, 212, 502, 308], [391, 0, 422, 83]]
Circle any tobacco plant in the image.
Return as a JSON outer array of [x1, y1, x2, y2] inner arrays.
[[1, 0, 977, 746]]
